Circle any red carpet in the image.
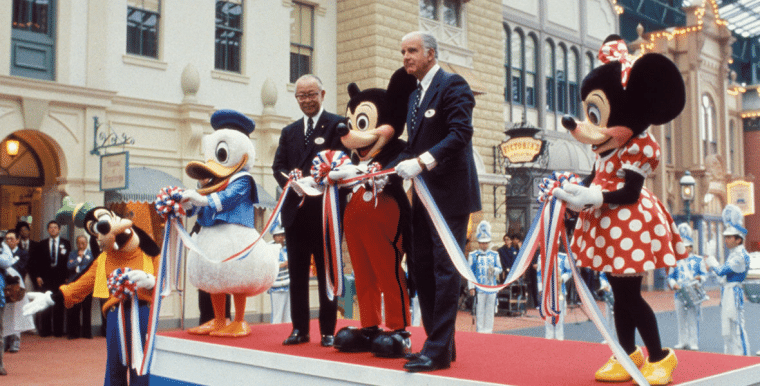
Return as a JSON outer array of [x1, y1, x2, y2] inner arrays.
[[159, 319, 760, 385]]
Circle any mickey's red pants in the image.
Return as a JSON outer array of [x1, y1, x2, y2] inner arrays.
[[343, 187, 410, 330]]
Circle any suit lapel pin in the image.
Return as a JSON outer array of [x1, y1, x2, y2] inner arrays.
[[314, 137, 325, 145], [424, 109, 435, 118]]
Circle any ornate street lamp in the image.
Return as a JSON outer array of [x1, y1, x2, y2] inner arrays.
[[679, 170, 696, 223]]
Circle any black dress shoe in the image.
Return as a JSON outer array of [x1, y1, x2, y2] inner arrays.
[[404, 352, 422, 360], [321, 335, 335, 347], [403, 354, 449, 373], [282, 330, 310, 345]]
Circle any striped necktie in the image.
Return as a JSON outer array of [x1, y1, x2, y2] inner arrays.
[[409, 84, 423, 134]]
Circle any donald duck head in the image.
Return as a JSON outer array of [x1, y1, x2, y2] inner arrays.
[[186, 110, 256, 195]]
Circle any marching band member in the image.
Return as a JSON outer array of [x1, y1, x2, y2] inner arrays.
[[705, 205, 750, 356], [538, 251, 571, 340], [599, 272, 616, 344], [467, 221, 502, 333], [668, 223, 706, 351]]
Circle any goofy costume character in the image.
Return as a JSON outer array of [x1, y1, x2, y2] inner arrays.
[[24, 199, 161, 386]]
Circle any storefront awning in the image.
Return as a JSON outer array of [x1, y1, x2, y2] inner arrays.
[[104, 167, 278, 209]]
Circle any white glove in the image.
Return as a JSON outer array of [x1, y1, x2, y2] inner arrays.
[[369, 174, 389, 193], [126, 270, 156, 290], [291, 176, 324, 197], [328, 164, 365, 185], [181, 190, 209, 208], [395, 159, 423, 180], [23, 291, 55, 316], [704, 255, 719, 270], [552, 183, 603, 212]]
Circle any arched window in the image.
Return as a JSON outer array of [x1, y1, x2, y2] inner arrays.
[[511, 29, 524, 104], [545, 40, 555, 111], [569, 48, 580, 117], [586, 51, 595, 76], [556, 44, 567, 114], [525, 34, 537, 107], [700, 93, 718, 160], [504, 24, 511, 101]]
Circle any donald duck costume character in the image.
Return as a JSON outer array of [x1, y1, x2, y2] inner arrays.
[[467, 221, 502, 333], [705, 204, 751, 356], [667, 223, 706, 351], [181, 110, 279, 337]]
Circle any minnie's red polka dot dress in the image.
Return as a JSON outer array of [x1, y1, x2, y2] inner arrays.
[[573, 132, 688, 274]]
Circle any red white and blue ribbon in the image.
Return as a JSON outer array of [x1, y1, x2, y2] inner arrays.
[[106, 267, 146, 373], [311, 150, 352, 301], [411, 170, 648, 385]]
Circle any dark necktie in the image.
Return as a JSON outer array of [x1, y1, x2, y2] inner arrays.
[[304, 117, 314, 146], [409, 84, 423, 134], [51, 239, 57, 266]]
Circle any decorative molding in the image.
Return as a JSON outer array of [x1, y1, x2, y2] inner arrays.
[[122, 54, 168, 71], [210, 69, 251, 85]]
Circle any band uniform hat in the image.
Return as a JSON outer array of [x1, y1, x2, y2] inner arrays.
[[721, 204, 748, 239], [677, 223, 693, 247], [211, 109, 256, 136], [271, 215, 285, 236], [475, 220, 492, 243]]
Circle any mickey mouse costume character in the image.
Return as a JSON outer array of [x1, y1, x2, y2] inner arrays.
[[24, 198, 161, 386], [331, 68, 417, 357], [553, 35, 689, 385], [180, 110, 279, 338]]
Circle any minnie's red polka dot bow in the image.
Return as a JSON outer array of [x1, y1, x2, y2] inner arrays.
[[598, 39, 636, 88]]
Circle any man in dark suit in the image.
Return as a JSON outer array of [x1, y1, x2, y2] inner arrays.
[[29, 220, 71, 337], [392, 31, 481, 372], [272, 74, 346, 347]]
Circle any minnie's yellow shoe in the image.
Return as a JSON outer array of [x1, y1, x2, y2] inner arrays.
[[639, 348, 677, 385], [595, 346, 644, 382]]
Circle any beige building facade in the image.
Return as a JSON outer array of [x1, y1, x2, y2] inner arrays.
[[0, 0, 749, 327]]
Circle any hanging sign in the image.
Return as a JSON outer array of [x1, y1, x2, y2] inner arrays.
[[100, 151, 130, 191], [727, 180, 755, 216]]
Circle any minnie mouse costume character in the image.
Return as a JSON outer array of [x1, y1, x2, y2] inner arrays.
[[554, 35, 689, 385]]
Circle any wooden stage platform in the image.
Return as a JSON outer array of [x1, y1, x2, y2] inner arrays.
[[149, 319, 760, 386]]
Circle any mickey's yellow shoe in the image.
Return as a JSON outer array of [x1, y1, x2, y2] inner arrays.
[[595, 346, 644, 382], [639, 348, 677, 385]]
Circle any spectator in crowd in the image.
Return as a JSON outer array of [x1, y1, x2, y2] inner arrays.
[[497, 234, 512, 281], [65, 235, 94, 339], [2, 230, 34, 353], [269, 224, 291, 324], [28, 221, 71, 337]]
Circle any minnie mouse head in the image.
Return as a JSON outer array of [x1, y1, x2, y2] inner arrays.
[[561, 35, 685, 156]]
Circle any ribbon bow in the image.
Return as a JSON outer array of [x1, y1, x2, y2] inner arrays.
[[310, 150, 351, 300], [598, 39, 636, 88], [538, 172, 582, 203], [155, 186, 186, 220]]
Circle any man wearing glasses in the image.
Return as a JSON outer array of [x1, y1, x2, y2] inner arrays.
[[272, 74, 346, 347]]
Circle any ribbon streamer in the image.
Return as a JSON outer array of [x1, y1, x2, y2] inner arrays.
[[410, 172, 649, 385]]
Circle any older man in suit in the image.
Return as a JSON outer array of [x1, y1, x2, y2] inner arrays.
[[392, 31, 481, 372], [29, 221, 71, 337], [272, 74, 346, 347]]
